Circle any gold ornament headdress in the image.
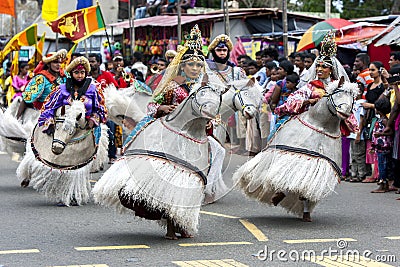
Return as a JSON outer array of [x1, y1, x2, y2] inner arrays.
[[316, 31, 337, 67], [152, 25, 206, 97]]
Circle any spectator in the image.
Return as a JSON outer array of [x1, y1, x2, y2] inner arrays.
[[180, 0, 196, 12], [131, 51, 148, 80], [304, 52, 316, 70], [262, 47, 279, 67], [388, 51, 400, 68], [354, 53, 374, 97], [147, 0, 162, 16], [370, 97, 393, 193], [295, 52, 307, 88], [347, 84, 367, 182]]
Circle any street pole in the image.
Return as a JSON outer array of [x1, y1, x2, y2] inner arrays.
[[128, 0, 135, 54], [177, 0, 182, 44], [224, 0, 230, 35], [282, 0, 288, 57], [325, 0, 331, 19]]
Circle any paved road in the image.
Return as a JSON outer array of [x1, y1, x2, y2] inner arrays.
[[0, 151, 399, 267]]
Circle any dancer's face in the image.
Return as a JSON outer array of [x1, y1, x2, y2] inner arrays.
[[181, 60, 204, 79], [72, 68, 87, 82], [316, 63, 331, 79], [50, 61, 61, 73]]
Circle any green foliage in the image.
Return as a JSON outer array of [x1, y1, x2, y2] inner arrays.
[[291, 0, 394, 19], [341, 0, 393, 19]]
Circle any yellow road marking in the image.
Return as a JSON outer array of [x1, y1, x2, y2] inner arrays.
[[304, 255, 395, 267], [74, 245, 149, 251], [200, 211, 239, 219], [179, 242, 252, 247], [284, 238, 357, 244], [0, 249, 40, 255], [172, 259, 249, 267], [239, 219, 268, 242], [49, 265, 109, 267], [384, 236, 400, 240]]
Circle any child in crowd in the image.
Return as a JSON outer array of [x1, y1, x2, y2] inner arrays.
[[371, 97, 393, 193], [347, 83, 367, 182]]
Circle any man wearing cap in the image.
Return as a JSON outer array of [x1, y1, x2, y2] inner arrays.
[[111, 54, 133, 88], [17, 49, 68, 118], [207, 34, 248, 155]]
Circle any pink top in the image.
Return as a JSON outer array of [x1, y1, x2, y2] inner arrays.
[[12, 75, 28, 92]]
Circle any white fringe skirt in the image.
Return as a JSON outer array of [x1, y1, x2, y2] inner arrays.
[[233, 147, 340, 216], [93, 155, 205, 235]]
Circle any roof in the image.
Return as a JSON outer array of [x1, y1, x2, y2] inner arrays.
[[109, 8, 322, 29]]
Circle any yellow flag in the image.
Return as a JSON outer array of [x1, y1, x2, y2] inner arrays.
[[42, 0, 58, 21], [62, 43, 78, 68], [11, 51, 19, 77]]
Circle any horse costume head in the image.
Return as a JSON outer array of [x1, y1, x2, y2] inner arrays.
[[52, 100, 86, 155], [324, 77, 358, 120], [225, 77, 262, 119]]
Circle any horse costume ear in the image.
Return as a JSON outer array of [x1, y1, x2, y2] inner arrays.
[[201, 73, 209, 87], [247, 77, 256, 87], [338, 76, 345, 88], [76, 113, 82, 121]]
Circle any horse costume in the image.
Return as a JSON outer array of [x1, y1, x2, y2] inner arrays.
[[234, 79, 359, 217], [93, 83, 223, 235]]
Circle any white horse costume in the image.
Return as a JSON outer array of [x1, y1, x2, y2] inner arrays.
[[93, 83, 222, 235], [16, 100, 108, 206], [103, 81, 152, 126], [233, 81, 359, 217], [204, 78, 262, 202], [0, 97, 39, 159]]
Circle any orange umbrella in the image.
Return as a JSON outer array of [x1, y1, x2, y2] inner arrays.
[[297, 18, 354, 51]]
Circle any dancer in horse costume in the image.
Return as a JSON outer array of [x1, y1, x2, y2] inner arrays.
[[0, 50, 67, 166], [94, 25, 224, 240], [16, 49, 68, 119], [233, 32, 359, 222], [17, 56, 107, 206]]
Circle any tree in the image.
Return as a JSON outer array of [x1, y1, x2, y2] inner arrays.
[[289, 0, 340, 13], [341, 0, 394, 19]]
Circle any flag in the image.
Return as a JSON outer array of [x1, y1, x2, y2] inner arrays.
[[28, 32, 45, 69], [63, 43, 78, 68], [77, 0, 93, 9], [0, 24, 37, 62], [42, 0, 58, 21], [47, 5, 105, 43], [0, 0, 15, 17], [36, 32, 46, 60], [11, 51, 19, 77]]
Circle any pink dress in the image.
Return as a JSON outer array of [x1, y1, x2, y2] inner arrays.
[[12, 75, 28, 100]]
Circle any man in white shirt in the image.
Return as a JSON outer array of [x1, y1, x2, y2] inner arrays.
[[131, 51, 148, 80]]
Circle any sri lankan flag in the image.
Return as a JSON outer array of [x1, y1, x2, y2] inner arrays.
[[47, 5, 105, 43], [0, 24, 37, 62]]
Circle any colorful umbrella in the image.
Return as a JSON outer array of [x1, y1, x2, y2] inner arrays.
[[297, 18, 354, 52]]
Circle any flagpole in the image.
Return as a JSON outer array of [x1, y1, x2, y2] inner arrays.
[[96, 1, 112, 57], [14, 0, 18, 34]]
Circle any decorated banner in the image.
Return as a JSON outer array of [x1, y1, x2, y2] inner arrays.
[[42, 0, 58, 21], [77, 0, 93, 9], [0, 24, 37, 62], [47, 5, 105, 43], [0, 0, 15, 17]]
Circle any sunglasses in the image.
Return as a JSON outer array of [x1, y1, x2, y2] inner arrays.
[[186, 62, 204, 68]]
